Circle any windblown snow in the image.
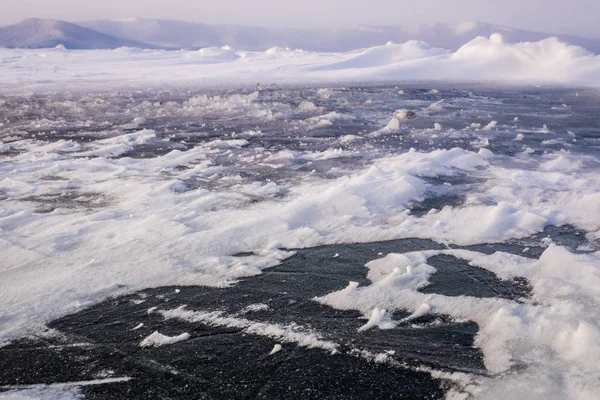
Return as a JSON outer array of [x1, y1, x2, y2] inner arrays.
[[1, 34, 600, 90], [1, 35, 600, 400]]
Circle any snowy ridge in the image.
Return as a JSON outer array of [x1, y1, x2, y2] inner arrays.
[[2, 34, 600, 89]]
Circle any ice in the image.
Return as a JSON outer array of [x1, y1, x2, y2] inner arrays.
[[0, 387, 82, 400], [297, 101, 320, 113], [482, 121, 497, 131], [428, 100, 445, 112], [139, 331, 191, 348], [317, 245, 600, 399], [371, 109, 417, 136], [269, 344, 282, 355], [203, 139, 249, 149], [316, 88, 332, 98], [1, 84, 600, 398], [77, 129, 159, 157], [0, 378, 132, 399], [299, 149, 357, 161], [339, 134, 363, 144]]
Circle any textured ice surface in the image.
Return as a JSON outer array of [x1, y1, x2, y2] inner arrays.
[[1, 84, 599, 399]]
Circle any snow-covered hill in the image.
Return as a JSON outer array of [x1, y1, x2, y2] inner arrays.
[[0, 18, 161, 50], [82, 18, 600, 53]]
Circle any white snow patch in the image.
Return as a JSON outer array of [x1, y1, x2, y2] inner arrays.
[[139, 331, 191, 348], [160, 307, 339, 351]]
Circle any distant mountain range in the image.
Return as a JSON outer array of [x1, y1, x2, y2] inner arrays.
[[0, 18, 162, 50], [2, 18, 600, 54]]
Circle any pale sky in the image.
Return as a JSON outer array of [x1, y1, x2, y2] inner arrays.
[[2, 0, 599, 38]]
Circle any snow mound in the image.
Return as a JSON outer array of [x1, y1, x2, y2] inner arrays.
[[195, 46, 238, 61], [140, 331, 191, 348], [313, 40, 448, 71]]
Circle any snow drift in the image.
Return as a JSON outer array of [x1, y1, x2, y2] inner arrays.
[[2, 34, 600, 90]]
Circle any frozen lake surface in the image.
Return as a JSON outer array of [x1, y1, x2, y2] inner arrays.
[[1, 84, 599, 399]]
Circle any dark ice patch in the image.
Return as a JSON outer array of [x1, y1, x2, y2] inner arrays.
[[422, 254, 531, 300], [0, 237, 541, 399]]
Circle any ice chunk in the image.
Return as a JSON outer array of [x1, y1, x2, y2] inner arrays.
[[483, 121, 497, 131], [317, 88, 332, 99], [428, 100, 444, 112], [297, 101, 319, 113], [269, 344, 282, 355]]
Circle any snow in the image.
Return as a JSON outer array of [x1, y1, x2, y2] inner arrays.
[[2, 34, 600, 91], [241, 303, 270, 313], [3, 129, 598, 347], [0, 378, 132, 399], [317, 246, 600, 400], [358, 308, 396, 332], [160, 307, 338, 351], [139, 331, 191, 348]]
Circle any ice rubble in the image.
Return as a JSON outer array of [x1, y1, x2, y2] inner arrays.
[[2, 34, 600, 90]]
